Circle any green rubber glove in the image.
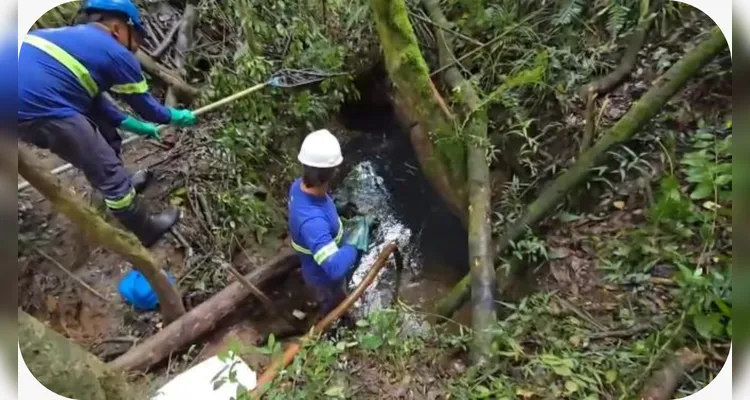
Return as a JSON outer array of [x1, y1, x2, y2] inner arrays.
[[343, 216, 372, 252], [168, 108, 197, 127], [120, 116, 160, 139]]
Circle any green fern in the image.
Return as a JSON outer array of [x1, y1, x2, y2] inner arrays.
[[554, 0, 586, 26], [607, 4, 629, 37]]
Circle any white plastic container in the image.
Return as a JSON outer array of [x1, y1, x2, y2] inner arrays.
[[151, 353, 257, 399]]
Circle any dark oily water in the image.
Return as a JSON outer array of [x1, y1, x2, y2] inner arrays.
[[334, 161, 414, 315]]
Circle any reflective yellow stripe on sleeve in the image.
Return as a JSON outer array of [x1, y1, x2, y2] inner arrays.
[[313, 242, 339, 265], [110, 79, 149, 94], [291, 240, 312, 255], [24, 35, 99, 97], [291, 218, 345, 256]]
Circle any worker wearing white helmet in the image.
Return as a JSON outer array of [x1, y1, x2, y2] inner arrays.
[[288, 129, 369, 315]]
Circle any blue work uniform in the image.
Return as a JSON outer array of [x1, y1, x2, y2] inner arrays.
[[288, 179, 358, 313], [17, 24, 172, 211]]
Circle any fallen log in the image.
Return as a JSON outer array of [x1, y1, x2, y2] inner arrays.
[[640, 347, 705, 400], [422, 0, 496, 366], [18, 145, 186, 324], [135, 50, 200, 101], [434, 27, 729, 319], [109, 250, 299, 372], [250, 243, 398, 398], [19, 310, 134, 400]]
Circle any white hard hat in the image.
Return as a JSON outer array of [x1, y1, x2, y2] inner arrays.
[[297, 129, 343, 168]]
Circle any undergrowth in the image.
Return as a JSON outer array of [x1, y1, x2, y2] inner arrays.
[[199, 0, 362, 243], [212, 122, 731, 399]]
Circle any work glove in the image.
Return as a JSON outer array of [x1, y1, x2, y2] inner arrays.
[[120, 116, 160, 139], [168, 108, 198, 127], [343, 216, 373, 252]]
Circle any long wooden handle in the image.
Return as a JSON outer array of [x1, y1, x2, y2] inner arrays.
[[250, 243, 398, 398], [155, 81, 270, 132], [18, 81, 271, 191]]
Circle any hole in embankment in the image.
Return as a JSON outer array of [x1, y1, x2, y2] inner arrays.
[[333, 63, 470, 320]]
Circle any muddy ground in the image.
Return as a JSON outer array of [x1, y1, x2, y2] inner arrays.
[[17, 128, 320, 370]]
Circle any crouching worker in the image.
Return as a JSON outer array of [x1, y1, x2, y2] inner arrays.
[[288, 130, 371, 316], [17, 0, 198, 247]]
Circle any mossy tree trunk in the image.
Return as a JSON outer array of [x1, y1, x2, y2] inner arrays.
[[422, 0, 496, 365], [371, 0, 468, 221], [19, 310, 134, 400], [18, 145, 186, 323], [435, 27, 728, 319]]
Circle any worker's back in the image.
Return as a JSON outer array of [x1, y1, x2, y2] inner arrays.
[[288, 178, 343, 287], [18, 24, 139, 121]]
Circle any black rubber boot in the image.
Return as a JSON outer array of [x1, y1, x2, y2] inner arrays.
[[130, 169, 153, 194], [112, 198, 180, 247]]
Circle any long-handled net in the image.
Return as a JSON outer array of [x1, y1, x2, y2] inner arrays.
[[18, 68, 349, 191]]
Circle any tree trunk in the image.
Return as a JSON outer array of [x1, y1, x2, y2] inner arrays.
[[17, 145, 186, 323], [135, 50, 200, 101], [370, 0, 467, 219], [435, 27, 728, 319], [110, 250, 298, 372], [161, 4, 199, 145], [19, 310, 134, 400], [164, 4, 199, 108], [422, 0, 496, 365]]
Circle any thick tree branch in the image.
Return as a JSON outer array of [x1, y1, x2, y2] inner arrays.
[[110, 251, 298, 372], [19, 310, 135, 400], [422, 0, 496, 366], [579, 16, 655, 99], [135, 50, 200, 101], [435, 28, 728, 319]]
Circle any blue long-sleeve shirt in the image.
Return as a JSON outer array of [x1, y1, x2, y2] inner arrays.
[[18, 24, 171, 126], [288, 179, 357, 288]]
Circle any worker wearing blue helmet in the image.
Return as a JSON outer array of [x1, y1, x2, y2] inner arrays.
[[18, 0, 198, 246]]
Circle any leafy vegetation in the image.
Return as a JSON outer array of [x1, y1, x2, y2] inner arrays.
[[230, 121, 731, 398], [199, 0, 362, 243]]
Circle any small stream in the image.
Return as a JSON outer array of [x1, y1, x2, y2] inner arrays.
[[331, 71, 471, 327]]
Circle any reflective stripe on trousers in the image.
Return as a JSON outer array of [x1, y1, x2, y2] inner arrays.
[[291, 218, 344, 263]]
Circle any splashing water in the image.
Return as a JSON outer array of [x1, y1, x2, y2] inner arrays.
[[334, 161, 419, 317]]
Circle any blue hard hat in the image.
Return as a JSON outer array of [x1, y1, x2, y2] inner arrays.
[[83, 0, 146, 38], [118, 269, 176, 311]]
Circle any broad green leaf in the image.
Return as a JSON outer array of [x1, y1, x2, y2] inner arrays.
[[690, 183, 714, 200], [605, 370, 618, 383], [694, 313, 724, 339], [713, 297, 732, 317], [715, 174, 732, 186], [324, 385, 346, 398], [360, 334, 383, 350], [552, 365, 573, 376], [474, 385, 491, 398], [565, 380, 579, 393], [355, 319, 370, 328]]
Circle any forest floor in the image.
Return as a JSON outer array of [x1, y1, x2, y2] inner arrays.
[[19, 2, 731, 399], [17, 130, 319, 375]]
